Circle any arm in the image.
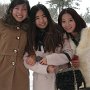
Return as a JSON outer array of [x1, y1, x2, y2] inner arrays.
[[45, 38, 73, 65], [23, 52, 49, 74], [24, 60, 48, 74], [76, 27, 89, 55]]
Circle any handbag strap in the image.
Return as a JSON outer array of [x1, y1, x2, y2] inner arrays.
[[63, 52, 78, 90], [63, 52, 72, 61], [63, 52, 86, 90]]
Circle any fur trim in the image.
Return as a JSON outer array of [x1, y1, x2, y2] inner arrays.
[[76, 27, 90, 87], [76, 27, 90, 55]]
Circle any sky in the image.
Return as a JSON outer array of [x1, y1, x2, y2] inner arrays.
[[0, 0, 90, 15]]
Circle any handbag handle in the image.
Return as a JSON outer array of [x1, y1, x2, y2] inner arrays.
[[63, 52, 86, 90]]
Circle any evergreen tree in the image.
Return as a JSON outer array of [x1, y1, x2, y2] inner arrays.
[[46, 0, 81, 22]]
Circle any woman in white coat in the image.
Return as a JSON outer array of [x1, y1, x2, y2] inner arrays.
[[23, 4, 73, 90]]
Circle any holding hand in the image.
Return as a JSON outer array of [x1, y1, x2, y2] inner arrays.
[[26, 55, 36, 66], [71, 55, 79, 68], [40, 58, 47, 65], [47, 65, 56, 73]]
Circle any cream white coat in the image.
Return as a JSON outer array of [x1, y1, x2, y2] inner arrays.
[[76, 27, 90, 87], [24, 38, 73, 90]]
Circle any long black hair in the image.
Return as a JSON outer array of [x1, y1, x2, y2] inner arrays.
[[58, 8, 87, 46], [58, 8, 86, 33], [26, 4, 64, 55]]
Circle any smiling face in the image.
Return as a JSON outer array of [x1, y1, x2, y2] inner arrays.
[[12, 4, 28, 22], [35, 10, 48, 29], [61, 13, 76, 33]]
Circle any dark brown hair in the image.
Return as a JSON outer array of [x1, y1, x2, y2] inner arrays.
[[58, 8, 86, 33], [3, 0, 31, 31], [26, 4, 64, 55]]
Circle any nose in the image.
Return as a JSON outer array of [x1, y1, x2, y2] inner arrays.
[[17, 9, 22, 14], [65, 21, 70, 27], [66, 21, 69, 26], [39, 17, 44, 23]]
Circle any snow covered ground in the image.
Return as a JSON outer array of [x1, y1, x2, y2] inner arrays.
[[29, 70, 33, 90]]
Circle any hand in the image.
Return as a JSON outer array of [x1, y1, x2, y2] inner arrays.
[[72, 55, 79, 68], [26, 56, 36, 66], [72, 60, 79, 68], [47, 65, 56, 73], [40, 58, 47, 65]]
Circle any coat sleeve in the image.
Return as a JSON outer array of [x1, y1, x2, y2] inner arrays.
[[46, 38, 73, 65], [23, 52, 48, 75], [76, 27, 89, 55]]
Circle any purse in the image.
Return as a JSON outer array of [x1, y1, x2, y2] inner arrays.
[[56, 53, 87, 90], [56, 67, 84, 90], [79, 88, 90, 90], [72, 67, 90, 89], [64, 53, 90, 90]]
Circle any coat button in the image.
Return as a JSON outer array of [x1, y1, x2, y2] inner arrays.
[[14, 49, 18, 53], [16, 36, 20, 40], [12, 61, 15, 66], [17, 27, 20, 30]]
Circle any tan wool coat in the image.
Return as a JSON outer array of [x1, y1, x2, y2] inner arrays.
[[0, 19, 29, 90]]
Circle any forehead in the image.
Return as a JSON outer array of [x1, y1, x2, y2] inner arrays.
[[14, 3, 27, 8], [36, 10, 45, 16], [62, 13, 73, 19]]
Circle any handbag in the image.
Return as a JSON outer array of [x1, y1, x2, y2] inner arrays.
[[64, 53, 90, 90], [56, 67, 84, 90], [56, 53, 86, 90], [75, 72, 90, 90], [79, 88, 90, 90]]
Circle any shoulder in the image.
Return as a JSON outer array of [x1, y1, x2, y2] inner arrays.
[[0, 18, 6, 29], [81, 27, 90, 36], [79, 27, 90, 42]]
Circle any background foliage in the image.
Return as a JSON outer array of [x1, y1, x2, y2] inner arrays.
[[0, 0, 90, 23]]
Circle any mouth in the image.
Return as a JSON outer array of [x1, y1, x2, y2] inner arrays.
[[16, 15, 23, 18]]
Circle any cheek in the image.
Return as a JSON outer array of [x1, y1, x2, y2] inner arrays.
[[62, 23, 65, 29], [45, 18, 48, 22], [72, 23, 76, 30], [35, 20, 39, 27], [24, 11, 28, 17], [12, 11, 16, 19]]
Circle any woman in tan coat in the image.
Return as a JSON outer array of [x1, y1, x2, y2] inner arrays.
[[0, 0, 30, 90]]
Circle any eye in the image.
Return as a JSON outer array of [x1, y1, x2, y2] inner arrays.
[[14, 7, 19, 10], [42, 14, 46, 17], [62, 20, 66, 23], [69, 19, 73, 21], [35, 16, 39, 20], [22, 6, 27, 11]]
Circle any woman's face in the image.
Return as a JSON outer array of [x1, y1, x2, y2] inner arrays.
[[61, 13, 76, 33], [35, 10, 48, 29], [12, 4, 28, 22]]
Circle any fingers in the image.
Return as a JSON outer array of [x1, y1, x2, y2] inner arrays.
[[40, 58, 47, 65], [47, 65, 56, 73], [40, 60, 45, 65], [72, 61, 79, 68], [26, 57, 36, 66]]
